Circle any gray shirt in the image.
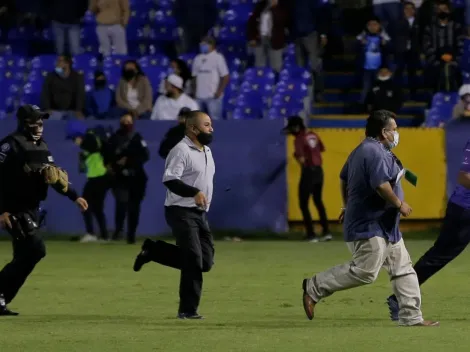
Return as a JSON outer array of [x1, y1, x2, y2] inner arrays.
[[340, 138, 404, 243], [163, 136, 215, 211]]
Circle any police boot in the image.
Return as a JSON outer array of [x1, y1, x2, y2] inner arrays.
[[0, 294, 19, 316]]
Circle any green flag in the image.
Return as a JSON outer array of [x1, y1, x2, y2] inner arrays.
[[404, 169, 418, 187]]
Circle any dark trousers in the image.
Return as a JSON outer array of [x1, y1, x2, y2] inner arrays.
[[0, 210, 46, 304], [414, 202, 470, 286], [146, 206, 214, 314], [112, 177, 147, 243], [299, 166, 329, 238], [395, 50, 421, 96], [82, 175, 109, 239]]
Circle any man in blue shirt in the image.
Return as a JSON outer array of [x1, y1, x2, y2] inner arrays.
[[387, 139, 470, 321], [301, 110, 439, 327]]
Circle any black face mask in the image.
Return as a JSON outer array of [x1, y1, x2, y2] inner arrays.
[[122, 69, 136, 81], [438, 12, 449, 20], [196, 131, 213, 145], [94, 79, 107, 89]]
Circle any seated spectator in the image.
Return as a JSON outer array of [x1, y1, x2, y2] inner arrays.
[[89, 0, 129, 56], [365, 67, 403, 114], [395, 2, 421, 100], [452, 84, 470, 119], [85, 70, 116, 119], [158, 58, 192, 95], [356, 17, 390, 103], [191, 37, 230, 120], [423, 0, 463, 94], [247, 0, 289, 74], [115, 60, 153, 119], [150, 74, 198, 120], [40, 54, 85, 120]]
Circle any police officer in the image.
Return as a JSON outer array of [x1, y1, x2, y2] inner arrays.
[[283, 116, 331, 242], [158, 107, 191, 159], [0, 105, 88, 315], [105, 113, 150, 244]]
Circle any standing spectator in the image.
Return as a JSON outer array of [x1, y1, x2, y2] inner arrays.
[[422, 0, 464, 93], [115, 60, 153, 119], [365, 68, 404, 114], [85, 71, 116, 119], [40, 54, 86, 120], [159, 59, 192, 95], [395, 2, 421, 99], [451, 84, 470, 119], [191, 37, 230, 120], [48, 0, 87, 56], [372, 0, 402, 37], [247, 0, 290, 74], [356, 18, 391, 104], [89, 0, 129, 56], [151, 74, 198, 121], [290, 0, 329, 101], [174, 0, 218, 54]]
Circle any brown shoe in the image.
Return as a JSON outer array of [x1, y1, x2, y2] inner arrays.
[[302, 279, 316, 320], [411, 320, 440, 327]]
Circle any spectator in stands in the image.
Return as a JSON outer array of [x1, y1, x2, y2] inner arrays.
[[174, 0, 218, 54], [115, 60, 153, 119], [372, 0, 402, 37], [423, 0, 464, 94], [290, 0, 328, 101], [85, 70, 116, 119], [150, 74, 198, 121], [356, 17, 391, 104], [89, 0, 129, 56], [395, 1, 421, 100], [247, 0, 290, 74], [191, 37, 229, 120], [159, 58, 192, 95], [48, 0, 88, 56], [0, 0, 17, 31], [365, 67, 404, 114], [452, 84, 470, 119], [41, 54, 85, 120]]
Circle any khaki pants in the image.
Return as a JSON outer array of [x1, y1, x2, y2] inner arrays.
[[305, 237, 423, 326]]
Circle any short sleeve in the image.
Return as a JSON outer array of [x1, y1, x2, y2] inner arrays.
[[460, 141, 470, 173], [162, 146, 187, 182], [217, 54, 229, 77], [340, 160, 348, 181], [368, 151, 393, 189]]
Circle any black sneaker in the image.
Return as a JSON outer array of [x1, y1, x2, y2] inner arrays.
[[0, 294, 18, 316], [177, 313, 204, 320], [133, 239, 152, 272]]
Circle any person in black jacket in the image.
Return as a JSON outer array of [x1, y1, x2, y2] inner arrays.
[[365, 67, 404, 114], [105, 113, 150, 244], [158, 107, 191, 159]]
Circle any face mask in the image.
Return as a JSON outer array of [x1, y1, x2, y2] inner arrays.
[[438, 12, 449, 20], [196, 130, 213, 145], [378, 75, 391, 81], [55, 66, 64, 76], [120, 123, 133, 133], [94, 79, 106, 89], [200, 43, 209, 54], [123, 69, 136, 81], [386, 130, 399, 149]]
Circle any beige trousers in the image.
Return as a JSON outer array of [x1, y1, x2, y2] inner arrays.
[[305, 237, 423, 326]]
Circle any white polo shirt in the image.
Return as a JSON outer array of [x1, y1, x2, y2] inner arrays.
[[163, 136, 216, 211], [192, 50, 229, 99], [150, 93, 199, 120]]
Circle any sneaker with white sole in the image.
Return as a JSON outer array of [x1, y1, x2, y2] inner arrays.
[[80, 234, 98, 243], [320, 234, 333, 242]]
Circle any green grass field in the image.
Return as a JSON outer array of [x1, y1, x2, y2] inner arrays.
[[0, 232, 469, 352]]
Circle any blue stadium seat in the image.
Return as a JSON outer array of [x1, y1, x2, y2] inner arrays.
[[81, 26, 99, 53], [31, 55, 57, 71], [142, 66, 167, 88], [83, 11, 96, 26], [103, 55, 132, 69], [223, 82, 239, 118], [424, 108, 442, 127], [431, 92, 459, 108], [243, 67, 276, 85], [233, 106, 262, 120], [222, 8, 251, 26], [138, 55, 170, 68], [148, 24, 178, 41], [267, 106, 298, 119], [156, 0, 173, 9], [227, 57, 243, 72], [0, 55, 27, 69], [271, 93, 304, 111], [279, 67, 312, 85], [73, 54, 98, 71], [179, 53, 197, 68], [103, 66, 122, 88]]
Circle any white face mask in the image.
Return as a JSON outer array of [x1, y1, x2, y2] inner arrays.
[[378, 75, 391, 81], [387, 130, 399, 149]]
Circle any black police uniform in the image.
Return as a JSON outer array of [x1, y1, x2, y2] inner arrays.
[[0, 105, 80, 315], [105, 127, 149, 243], [158, 123, 185, 159]]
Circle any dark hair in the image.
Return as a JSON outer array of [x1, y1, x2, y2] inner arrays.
[[403, 1, 415, 9], [171, 58, 192, 85], [365, 110, 396, 138], [121, 59, 145, 77], [60, 54, 73, 66], [437, 0, 451, 10], [178, 107, 191, 119]]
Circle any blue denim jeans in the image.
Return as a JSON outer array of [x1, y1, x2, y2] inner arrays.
[[51, 22, 81, 56], [196, 97, 223, 120]]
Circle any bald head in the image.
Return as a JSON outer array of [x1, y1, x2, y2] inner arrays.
[[185, 110, 214, 145]]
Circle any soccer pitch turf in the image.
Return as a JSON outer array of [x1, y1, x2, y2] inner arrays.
[[0, 233, 469, 352]]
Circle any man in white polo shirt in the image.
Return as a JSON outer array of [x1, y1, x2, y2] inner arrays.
[[192, 37, 230, 120], [132, 110, 216, 320], [150, 74, 199, 121]]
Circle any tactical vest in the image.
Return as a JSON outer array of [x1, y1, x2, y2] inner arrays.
[[11, 134, 53, 173]]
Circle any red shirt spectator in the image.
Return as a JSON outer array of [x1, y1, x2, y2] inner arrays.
[[294, 130, 325, 167]]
